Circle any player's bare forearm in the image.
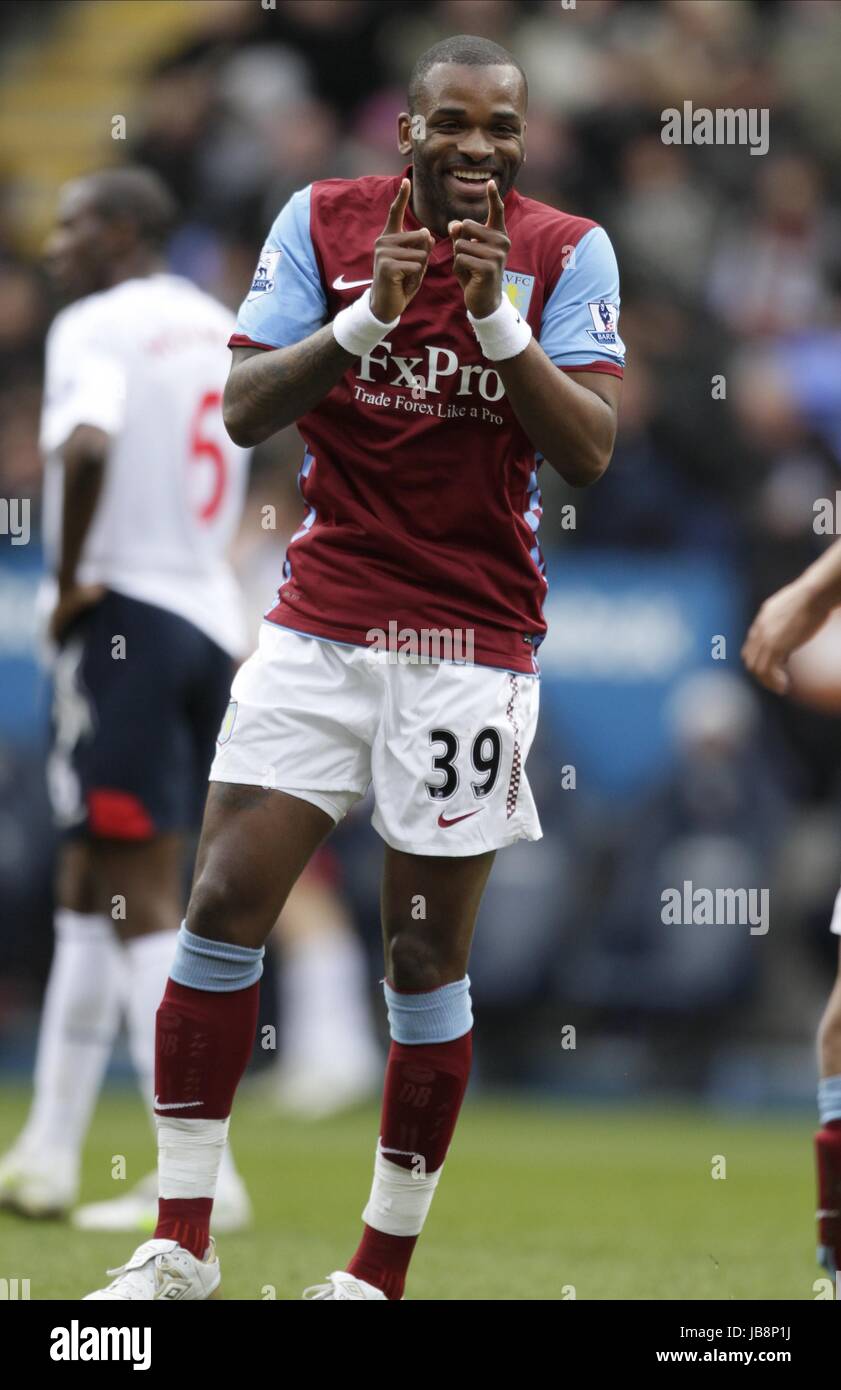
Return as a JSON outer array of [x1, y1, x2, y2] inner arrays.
[[742, 538, 841, 694], [496, 342, 620, 486], [58, 425, 108, 594], [50, 424, 109, 641], [223, 330, 356, 447], [793, 537, 841, 613]]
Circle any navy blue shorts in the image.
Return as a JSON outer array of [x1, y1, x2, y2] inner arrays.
[[47, 590, 234, 840]]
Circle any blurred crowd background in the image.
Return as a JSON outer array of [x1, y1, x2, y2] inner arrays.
[[2, 0, 841, 1110]]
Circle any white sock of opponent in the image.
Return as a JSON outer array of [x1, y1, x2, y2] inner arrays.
[[279, 925, 381, 1085], [17, 908, 125, 1171]]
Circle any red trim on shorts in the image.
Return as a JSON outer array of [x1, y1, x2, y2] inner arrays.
[[302, 843, 343, 890], [87, 789, 155, 840]]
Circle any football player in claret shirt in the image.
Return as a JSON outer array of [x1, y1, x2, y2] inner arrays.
[[86, 34, 625, 1300]]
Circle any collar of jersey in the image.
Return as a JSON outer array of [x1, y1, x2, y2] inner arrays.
[[397, 162, 522, 265]]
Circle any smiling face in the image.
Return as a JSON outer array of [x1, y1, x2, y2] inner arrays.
[[399, 62, 527, 235]]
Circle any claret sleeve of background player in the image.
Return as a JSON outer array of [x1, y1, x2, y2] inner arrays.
[[537, 224, 626, 376], [230, 184, 329, 352]]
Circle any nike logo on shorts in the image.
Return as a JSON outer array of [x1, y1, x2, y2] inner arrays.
[[332, 274, 374, 290], [437, 809, 482, 828]]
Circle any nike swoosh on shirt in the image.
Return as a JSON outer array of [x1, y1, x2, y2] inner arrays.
[[437, 809, 483, 828], [154, 1096, 204, 1110], [332, 275, 374, 290]]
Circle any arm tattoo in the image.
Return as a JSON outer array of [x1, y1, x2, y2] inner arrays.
[[227, 325, 356, 444]]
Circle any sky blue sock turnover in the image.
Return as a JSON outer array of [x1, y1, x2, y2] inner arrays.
[[819, 1074, 841, 1126], [383, 976, 473, 1044], [169, 922, 265, 992]]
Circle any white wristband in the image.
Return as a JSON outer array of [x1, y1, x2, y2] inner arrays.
[[332, 287, 399, 357], [467, 293, 532, 361]]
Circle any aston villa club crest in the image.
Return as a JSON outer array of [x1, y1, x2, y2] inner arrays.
[[217, 700, 238, 745], [502, 270, 535, 317]]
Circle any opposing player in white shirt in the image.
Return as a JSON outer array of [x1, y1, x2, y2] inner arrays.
[[0, 167, 253, 1233]]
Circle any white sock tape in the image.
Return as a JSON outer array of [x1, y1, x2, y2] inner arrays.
[[157, 1116, 230, 1200], [361, 1139, 444, 1237], [333, 287, 400, 357], [467, 292, 532, 361]]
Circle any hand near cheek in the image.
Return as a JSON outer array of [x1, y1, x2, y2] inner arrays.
[[449, 181, 511, 319]]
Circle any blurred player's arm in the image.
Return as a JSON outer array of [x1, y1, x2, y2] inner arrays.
[[50, 424, 109, 639], [40, 310, 124, 640], [742, 538, 841, 694], [224, 180, 432, 447]]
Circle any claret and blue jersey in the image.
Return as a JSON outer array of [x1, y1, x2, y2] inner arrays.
[[232, 164, 625, 674]]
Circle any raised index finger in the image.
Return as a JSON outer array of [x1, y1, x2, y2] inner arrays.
[[486, 179, 507, 232], [383, 178, 411, 235]]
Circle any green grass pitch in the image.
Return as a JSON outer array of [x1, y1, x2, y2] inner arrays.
[[0, 1083, 820, 1300]]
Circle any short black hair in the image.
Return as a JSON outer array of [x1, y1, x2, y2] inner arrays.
[[408, 34, 527, 114], [79, 166, 178, 250]]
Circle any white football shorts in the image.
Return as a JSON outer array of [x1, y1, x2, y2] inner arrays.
[[209, 623, 542, 857]]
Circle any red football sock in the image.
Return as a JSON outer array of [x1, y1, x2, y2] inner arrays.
[[815, 1122, 841, 1265], [153, 977, 260, 1259], [347, 1030, 473, 1300]]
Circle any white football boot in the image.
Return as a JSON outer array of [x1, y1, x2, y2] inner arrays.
[[84, 1237, 222, 1300], [72, 1169, 252, 1233], [302, 1270, 388, 1300], [0, 1144, 78, 1218]]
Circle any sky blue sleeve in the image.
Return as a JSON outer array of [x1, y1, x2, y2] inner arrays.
[[233, 185, 327, 348], [539, 225, 625, 369]]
